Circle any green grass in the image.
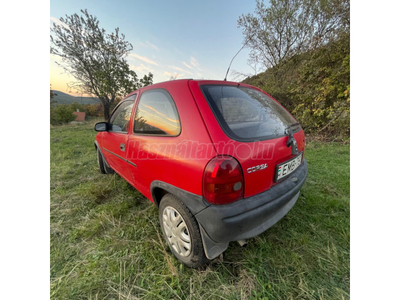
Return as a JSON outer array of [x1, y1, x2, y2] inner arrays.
[[50, 119, 350, 300]]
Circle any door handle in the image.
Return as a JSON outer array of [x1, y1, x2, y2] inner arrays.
[[120, 143, 125, 152]]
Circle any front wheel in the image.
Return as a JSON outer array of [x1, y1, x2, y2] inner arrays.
[[159, 194, 208, 268], [97, 148, 106, 174], [97, 148, 114, 174]]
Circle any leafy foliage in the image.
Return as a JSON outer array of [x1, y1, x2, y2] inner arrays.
[[50, 102, 109, 124], [244, 33, 349, 139], [238, 0, 349, 71], [50, 9, 153, 120], [240, 0, 350, 139], [290, 34, 350, 137], [50, 105, 76, 125], [50, 85, 58, 108], [50, 88, 57, 101]]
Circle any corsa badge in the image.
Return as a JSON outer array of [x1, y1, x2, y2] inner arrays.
[[247, 163, 268, 174]]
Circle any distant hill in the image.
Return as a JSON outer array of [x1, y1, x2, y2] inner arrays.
[[51, 90, 100, 105]]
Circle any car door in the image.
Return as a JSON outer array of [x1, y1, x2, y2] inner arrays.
[[125, 88, 182, 199], [101, 98, 136, 183]]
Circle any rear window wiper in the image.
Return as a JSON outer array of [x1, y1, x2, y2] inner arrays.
[[285, 123, 300, 155]]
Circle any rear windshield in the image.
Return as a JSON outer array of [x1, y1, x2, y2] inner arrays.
[[201, 85, 300, 141]]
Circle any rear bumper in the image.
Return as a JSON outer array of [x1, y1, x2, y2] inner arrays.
[[195, 159, 308, 258]]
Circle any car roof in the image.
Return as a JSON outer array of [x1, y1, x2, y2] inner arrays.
[[123, 79, 253, 101]]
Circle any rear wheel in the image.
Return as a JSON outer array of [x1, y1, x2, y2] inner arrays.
[[159, 194, 208, 268]]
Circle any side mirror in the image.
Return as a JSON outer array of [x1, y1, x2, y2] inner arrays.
[[94, 122, 108, 132]]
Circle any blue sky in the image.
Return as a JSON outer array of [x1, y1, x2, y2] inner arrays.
[[50, 0, 262, 94]]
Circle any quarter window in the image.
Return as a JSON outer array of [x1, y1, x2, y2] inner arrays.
[[109, 100, 135, 133], [134, 89, 181, 136]]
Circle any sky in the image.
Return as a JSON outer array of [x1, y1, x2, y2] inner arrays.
[[50, 0, 261, 95]]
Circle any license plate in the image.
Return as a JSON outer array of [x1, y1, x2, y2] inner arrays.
[[275, 153, 303, 181]]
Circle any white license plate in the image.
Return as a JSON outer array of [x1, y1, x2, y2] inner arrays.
[[275, 153, 303, 181]]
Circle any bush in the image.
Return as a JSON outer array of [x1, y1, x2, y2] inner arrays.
[[83, 104, 103, 117], [243, 33, 350, 140], [50, 105, 76, 125], [69, 102, 108, 118]]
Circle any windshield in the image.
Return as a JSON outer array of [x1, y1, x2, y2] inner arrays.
[[201, 85, 300, 141]]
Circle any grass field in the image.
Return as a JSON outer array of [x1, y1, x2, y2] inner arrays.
[[50, 119, 350, 300]]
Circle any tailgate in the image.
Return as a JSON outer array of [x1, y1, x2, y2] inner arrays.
[[188, 80, 305, 197]]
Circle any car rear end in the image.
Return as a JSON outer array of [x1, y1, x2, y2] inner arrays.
[[188, 80, 308, 259]]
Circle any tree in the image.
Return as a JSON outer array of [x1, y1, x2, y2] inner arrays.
[[50, 9, 153, 120], [50, 86, 57, 101], [50, 85, 57, 108], [240, 0, 350, 139], [242, 31, 350, 138], [238, 0, 349, 73], [139, 73, 154, 87]]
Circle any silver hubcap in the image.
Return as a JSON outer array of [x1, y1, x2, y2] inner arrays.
[[162, 206, 191, 257]]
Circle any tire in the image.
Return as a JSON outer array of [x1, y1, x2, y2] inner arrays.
[[104, 161, 115, 174], [97, 148, 114, 174], [97, 148, 106, 174], [159, 194, 208, 268]]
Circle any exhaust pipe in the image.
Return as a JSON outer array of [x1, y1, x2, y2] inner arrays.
[[237, 239, 247, 247]]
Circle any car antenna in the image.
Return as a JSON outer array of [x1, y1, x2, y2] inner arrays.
[[223, 35, 253, 81]]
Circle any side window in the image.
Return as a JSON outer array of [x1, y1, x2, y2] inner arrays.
[[134, 89, 181, 136], [124, 94, 137, 101], [109, 100, 134, 133]]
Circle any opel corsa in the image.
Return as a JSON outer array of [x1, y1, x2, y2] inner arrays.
[[94, 79, 308, 267]]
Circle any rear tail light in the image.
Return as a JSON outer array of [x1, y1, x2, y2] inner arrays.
[[203, 156, 244, 205]]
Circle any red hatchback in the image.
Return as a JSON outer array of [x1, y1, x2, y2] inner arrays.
[[94, 79, 308, 267]]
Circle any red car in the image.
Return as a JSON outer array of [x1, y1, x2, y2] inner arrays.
[[94, 79, 308, 267]]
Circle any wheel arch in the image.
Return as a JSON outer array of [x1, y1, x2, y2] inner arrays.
[[94, 140, 112, 169], [150, 181, 209, 214], [152, 187, 169, 207]]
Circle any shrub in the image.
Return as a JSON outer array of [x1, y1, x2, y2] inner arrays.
[[50, 105, 76, 125], [243, 33, 350, 140]]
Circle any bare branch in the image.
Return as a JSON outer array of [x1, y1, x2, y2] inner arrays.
[[238, 0, 349, 73]]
